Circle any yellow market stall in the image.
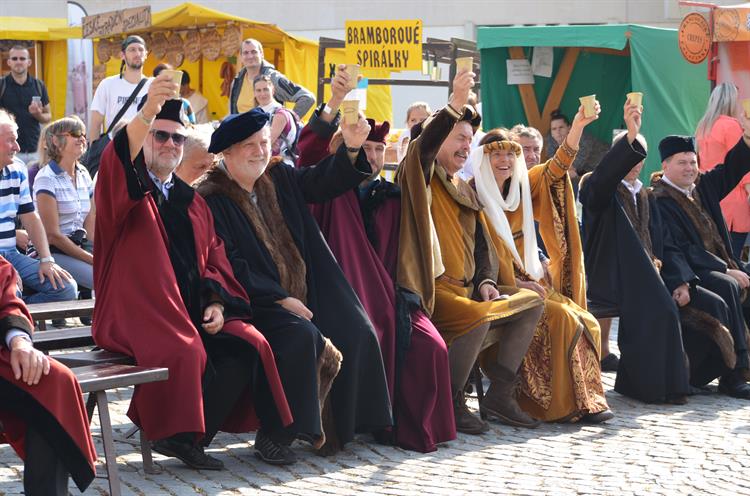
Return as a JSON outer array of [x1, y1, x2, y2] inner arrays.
[[1, 17, 70, 120], [54, 2, 392, 123]]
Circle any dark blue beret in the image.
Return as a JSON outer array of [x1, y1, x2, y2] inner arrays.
[[659, 135, 696, 162], [208, 109, 270, 154]]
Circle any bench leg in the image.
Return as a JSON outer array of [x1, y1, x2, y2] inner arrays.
[[95, 390, 122, 496], [139, 429, 160, 474], [85, 392, 97, 422], [472, 362, 487, 420]]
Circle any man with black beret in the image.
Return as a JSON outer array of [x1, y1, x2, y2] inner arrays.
[[197, 103, 393, 457], [93, 73, 293, 470], [651, 126, 750, 399]]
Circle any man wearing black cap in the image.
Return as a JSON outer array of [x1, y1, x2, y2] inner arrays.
[[197, 105, 393, 456], [93, 73, 293, 470], [89, 35, 151, 139], [651, 127, 750, 399]]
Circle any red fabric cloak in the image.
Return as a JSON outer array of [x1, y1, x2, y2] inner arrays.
[[93, 133, 292, 442], [0, 256, 97, 491]]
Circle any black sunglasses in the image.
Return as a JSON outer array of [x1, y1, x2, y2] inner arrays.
[[10, 56, 28, 61], [150, 130, 187, 145], [57, 130, 86, 139]]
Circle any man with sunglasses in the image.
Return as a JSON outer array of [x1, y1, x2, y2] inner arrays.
[[92, 73, 292, 471], [0, 45, 50, 166]]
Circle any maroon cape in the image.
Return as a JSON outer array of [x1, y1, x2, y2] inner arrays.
[[297, 114, 455, 452], [0, 256, 97, 491], [93, 132, 292, 442]]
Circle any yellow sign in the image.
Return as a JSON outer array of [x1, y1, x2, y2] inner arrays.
[[345, 20, 422, 71], [82, 6, 152, 40]]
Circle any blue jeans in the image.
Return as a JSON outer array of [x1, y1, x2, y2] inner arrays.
[[1, 249, 78, 304]]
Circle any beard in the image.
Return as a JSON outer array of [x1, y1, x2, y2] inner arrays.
[[126, 60, 143, 70], [148, 153, 181, 178]]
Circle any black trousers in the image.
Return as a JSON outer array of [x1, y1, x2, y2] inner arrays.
[[24, 425, 69, 496], [698, 271, 749, 371]]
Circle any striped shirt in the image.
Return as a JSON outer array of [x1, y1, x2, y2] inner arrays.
[[0, 160, 34, 250], [33, 160, 93, 236]]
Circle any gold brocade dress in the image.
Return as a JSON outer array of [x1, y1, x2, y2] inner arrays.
[[495, 146, 608, 421]]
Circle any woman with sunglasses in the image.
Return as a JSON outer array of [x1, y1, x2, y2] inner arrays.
[[32, 115, 95, 293]]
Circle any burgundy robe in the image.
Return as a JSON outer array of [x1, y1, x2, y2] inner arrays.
[[93, 131, 292, 442], [0, 256, 97, 492], [297, 109, 455, 452]]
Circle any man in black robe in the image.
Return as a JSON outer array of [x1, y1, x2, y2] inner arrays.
[[197, 108, 392, 455], [580, 101, 693, 403], [651, 132, 750, 399]]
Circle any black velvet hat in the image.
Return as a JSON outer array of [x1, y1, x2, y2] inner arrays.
[[658, 135, 696, 162], [137, 97, 188, 127], [208, 109, 270, 154]]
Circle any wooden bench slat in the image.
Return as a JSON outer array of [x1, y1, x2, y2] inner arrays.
[[52, 350, 134, 367], [34, 326, 93, 352], [74, 364, 168, 393], [27, 300, 95, 320]]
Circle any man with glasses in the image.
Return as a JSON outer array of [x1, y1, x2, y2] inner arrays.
[[92, 74, 292, 471], [0, 45, 51, 165]]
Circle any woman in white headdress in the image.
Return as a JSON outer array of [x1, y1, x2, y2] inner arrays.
[[471, 104, 611, 423]]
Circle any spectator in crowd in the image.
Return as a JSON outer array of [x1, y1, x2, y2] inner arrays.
[[510, 124, 543, 168], [89, 36, 151, 139], [93, 77, 292, 471], [651, 132, 750, 399], [396, 69, 544, 434], [0, 45, 51, 165], [229, 38, 315, 117], [0, 110, 76, 304], [253, 74, 299, 166], [197, 104, 392, 456], [472, 111, 612, 423], [153, 64, 195, 124], [296, 69, 455, 453], [695, 82, 750, 259], [33, 115, 95, 292], [175, 124, 216, 186], [180, 70, 209, 124], [397, 102, 432, 163], [0, 254, 97, 495], [546, 109, 608, 187]]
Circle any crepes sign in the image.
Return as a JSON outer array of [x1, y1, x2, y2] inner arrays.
[[345, 20, 422, 71]]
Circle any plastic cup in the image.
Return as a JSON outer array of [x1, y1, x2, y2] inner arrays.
[[742, 98, 750, 119], [342, 64, 360, 90], [31, 95, 41, 104], [161, 69, 183, 99], [579, 94, 597, 118], [342, 100, 360, 125], [627, 92, 643, 106], [456, 57, 473, 73]]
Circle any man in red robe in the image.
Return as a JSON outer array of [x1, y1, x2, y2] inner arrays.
[[297, 75, 455, 452], [0, 255, 97, 495], [93, 73, 292, 470]]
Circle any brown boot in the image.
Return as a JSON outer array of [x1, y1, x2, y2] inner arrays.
[[480, 367, 541, 428], [313, 338, 343, 450], [452, 388, 489, 435]]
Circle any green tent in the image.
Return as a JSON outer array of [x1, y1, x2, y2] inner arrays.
[[478, 24, 710, 177]]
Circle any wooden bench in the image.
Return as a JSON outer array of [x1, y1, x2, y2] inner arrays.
[[27, 299, 95, 330], [33, 326, 93, 352], [75, 363, 168, 496]]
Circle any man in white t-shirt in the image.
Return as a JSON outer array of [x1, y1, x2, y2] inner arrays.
[[89, 36, 152, 138]]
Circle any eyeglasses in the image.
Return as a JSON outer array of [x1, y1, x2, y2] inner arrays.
[[10, 57, 28, 61], [150, 130, 187, 145], [57, 131, 86, 140]]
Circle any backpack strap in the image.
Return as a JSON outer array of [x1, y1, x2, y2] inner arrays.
[[104, 77, 147, 136]]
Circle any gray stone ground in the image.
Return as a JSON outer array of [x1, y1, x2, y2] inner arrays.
[[2, 321, 750, 495]]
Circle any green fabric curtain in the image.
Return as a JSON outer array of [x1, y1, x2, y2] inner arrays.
[[478, 24, 710, 178]]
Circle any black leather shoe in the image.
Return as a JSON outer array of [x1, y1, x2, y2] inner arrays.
[[600, 353, 619, 372], [718, 376, 750, 400], [152, 437, 224, 471], [254, 430, 297, 465], [580, 409, 614, 424]]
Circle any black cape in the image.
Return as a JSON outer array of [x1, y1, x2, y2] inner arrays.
[[651, 137, 750, 372], [200, 146, 393, 445], [580, 137, 691, 402]]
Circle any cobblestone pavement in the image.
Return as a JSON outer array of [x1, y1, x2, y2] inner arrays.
[[2, 326, 750, 495]]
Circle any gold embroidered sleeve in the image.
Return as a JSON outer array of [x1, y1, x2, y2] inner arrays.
[[546, 140, 578, 181]]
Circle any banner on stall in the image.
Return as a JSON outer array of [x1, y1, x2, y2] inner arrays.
[[345, 20, 422, 71], [83, 6, 151, 39]]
